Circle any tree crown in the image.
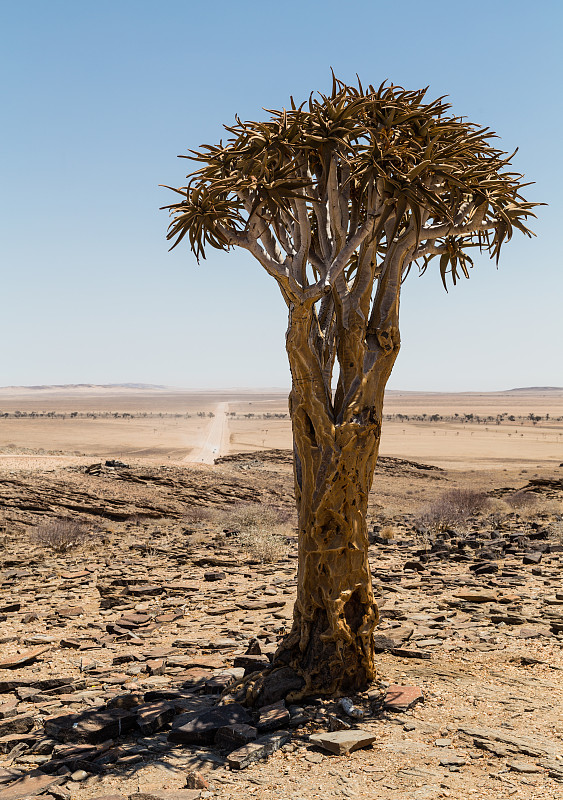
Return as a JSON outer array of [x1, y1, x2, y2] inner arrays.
[[163, 76, 539, 297]]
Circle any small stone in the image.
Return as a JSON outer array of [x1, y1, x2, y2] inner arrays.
[[0, 733, 38, 755], [434, 738, 453, 747], [185, 771, 209, 790], [204, 673, 234, 694], [308, 729, 376, 755], [383, 685, 424, 712], [516, 625, 553, 639], [204, 571, 226, 581], [389, 647, 431, 660], [44, 707, 137, 743], [107, 693, 145, 710], [145, 659, 166, 676], [70, 770, 89, 782], [404, 560, 425, 572], [470, 562, 498, 575], [244, 638, 262, 656], [439, 750, 467, 767], [523, 552, 542, 565], [59, 638, 82, 649], [327, 714, 351, 732]]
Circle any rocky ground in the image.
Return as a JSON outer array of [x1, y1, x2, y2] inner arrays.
[[0, 453, 562, 800]]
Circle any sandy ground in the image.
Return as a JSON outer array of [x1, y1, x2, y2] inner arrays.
[[0, 386, 562, 800], [1, 386, 561, 472]]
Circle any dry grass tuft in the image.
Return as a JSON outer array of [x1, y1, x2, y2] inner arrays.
[[380, 525, 396, 541], [30, 519, 90, 553], [415, 488, 491, 532]]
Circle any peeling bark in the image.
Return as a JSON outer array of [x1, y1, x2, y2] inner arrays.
[[268, 292, 401, 699]]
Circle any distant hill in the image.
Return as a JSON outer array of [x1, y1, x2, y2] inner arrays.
[[0, 383, 168, 391], [506, 386, 563, 393]]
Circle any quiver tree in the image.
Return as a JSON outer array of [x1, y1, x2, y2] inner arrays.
[[163, 77, 539, 700]]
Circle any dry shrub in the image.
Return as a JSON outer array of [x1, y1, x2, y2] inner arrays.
[[183, 506, 213, 526], [30, 519, 89, 553], [416, 488, 490, 532], [487, 497, 510, 529], [225, 502, 292, 563], [238, 526, 289, 563], [505, 490, 539, 510], [226, 502, 293, 530]]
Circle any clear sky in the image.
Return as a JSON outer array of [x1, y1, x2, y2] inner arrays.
[[1, 0, 561, 391]]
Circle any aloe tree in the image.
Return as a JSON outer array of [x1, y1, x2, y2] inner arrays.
[[163, 77, 538, 700]]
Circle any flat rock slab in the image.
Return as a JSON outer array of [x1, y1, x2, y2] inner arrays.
[[257, 701, 290, 733], [0, 646, 50, 669], [0, 701, 18, 720], [384, 685, 424, 712], [438, 749, 467, 766], [508, 760, 543, 773], [0, 770, 64, 800], [45, 708, 137, 743], [215, 723, 257, 749], [135, 702, 175, 735], [455, 592, 498, 603], [309, 729, 376, 755], [0, 715, 34, 737], [227, 730, 290, 769], [0, 734, 38, 755], [168, 703, 250, 745]]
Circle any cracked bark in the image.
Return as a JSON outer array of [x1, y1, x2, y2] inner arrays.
[[267, 286, 401, 699]]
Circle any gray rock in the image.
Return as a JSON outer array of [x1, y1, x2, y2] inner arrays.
[[0, 715, 34, 737], [227, 730, 290, 769], [215, 723, 257, 749], [257, 701, 290, 733], [44, 708, 137, 744], [135, 702, 175, 735], [168, 703, 250, 745]]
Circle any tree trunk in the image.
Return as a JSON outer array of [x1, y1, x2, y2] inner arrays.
[[241, 296, 399, 704], [275, 413, 381, 698]]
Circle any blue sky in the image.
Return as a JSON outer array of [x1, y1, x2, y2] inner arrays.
[[1, 0, 561, 390]]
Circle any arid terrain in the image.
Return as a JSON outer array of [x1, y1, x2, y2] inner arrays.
[[0, 386, 562, 800]]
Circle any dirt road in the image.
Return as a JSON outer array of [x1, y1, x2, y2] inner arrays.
[[185, 401, 229, 464]]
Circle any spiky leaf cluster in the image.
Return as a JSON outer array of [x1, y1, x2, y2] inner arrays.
[[163, 76, 539, 290]]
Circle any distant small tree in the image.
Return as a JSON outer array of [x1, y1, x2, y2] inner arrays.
[[163, 77, 539, 700]]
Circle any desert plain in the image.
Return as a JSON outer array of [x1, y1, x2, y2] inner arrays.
[[0, 385, 562, 800]]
